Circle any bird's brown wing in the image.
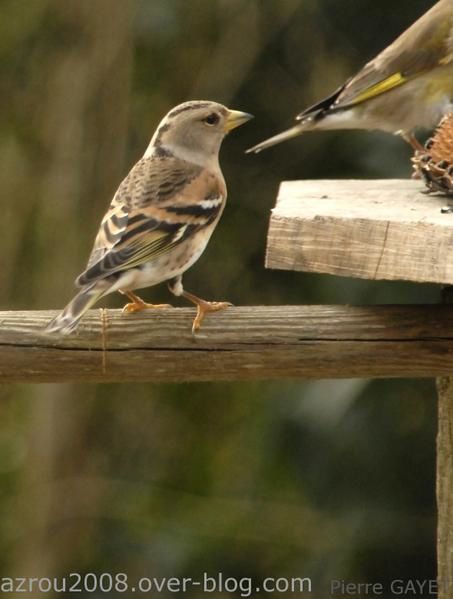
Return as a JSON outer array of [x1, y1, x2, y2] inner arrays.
[[76, 155, 225, 287]]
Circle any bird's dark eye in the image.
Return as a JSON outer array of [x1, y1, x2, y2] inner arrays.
[[204, 113, 220, 126]]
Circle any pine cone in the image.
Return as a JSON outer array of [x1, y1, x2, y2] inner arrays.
[[412, 113, 453, 195]]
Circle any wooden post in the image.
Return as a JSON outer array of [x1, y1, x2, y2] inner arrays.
[[266, 180, 453, 597], [437, 376, 453, 596], [438, 287, 453, 598]]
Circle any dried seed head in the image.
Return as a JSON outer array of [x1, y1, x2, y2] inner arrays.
[[427, 113, 453, 163], [412, 113, 453, 196]]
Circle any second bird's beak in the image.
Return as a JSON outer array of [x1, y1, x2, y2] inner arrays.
[[224, 110, 254, 132]]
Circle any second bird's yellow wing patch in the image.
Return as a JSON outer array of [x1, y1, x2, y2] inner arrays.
[[345, 72, 407, 106]]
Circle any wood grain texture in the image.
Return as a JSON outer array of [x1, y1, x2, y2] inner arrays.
[[267, 179, 453, 284], [437, 286, 453, 599], [2, 305, 453, 382], [436, 377, 453, 598]]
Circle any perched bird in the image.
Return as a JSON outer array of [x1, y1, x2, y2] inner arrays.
[[46, 101, 252, 335], [248, 0, 453, 154]]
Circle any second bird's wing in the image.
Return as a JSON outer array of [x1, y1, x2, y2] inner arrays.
[[299, 0, 453, 119]]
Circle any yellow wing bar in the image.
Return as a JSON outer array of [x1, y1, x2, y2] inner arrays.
[[350, 72, 407, 105]]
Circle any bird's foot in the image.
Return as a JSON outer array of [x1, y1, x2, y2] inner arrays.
[[402, 132, 425, 152], [119, 289, 171, 313], [122, 301, 171, 313], [178, 289, 232, 333], [191, 300, 232, 333]]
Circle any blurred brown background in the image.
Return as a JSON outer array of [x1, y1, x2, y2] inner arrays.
[[0, 0, 437, 596]]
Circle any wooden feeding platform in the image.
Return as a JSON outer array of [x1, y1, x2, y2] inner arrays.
[[0, 178, 452, 595], [267, 179, 453, 284], [268, 178, 453, 596]]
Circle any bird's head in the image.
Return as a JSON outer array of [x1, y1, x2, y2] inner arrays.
[[148, 101, 253, 165]]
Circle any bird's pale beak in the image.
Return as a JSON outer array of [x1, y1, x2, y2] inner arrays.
[[224, 110, 254, 132]]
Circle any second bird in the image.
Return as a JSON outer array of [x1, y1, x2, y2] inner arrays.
[[46, 101, 252, 335], [248, 0, 453, 153]]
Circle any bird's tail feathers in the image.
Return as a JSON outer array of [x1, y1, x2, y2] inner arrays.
[[45, 283, 106, 335], [247, 82, 347, 154], [246, 123, 309, 154]]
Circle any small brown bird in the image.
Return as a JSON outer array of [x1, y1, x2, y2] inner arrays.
[[46, 101, 252, 335], [248, 0, 453, 154]]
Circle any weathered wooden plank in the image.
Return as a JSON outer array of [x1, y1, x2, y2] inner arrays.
[[436, 377, 453, 598], [266, 179, 453, 284], [437, 287, 453, 599], [2, 305, 453, 382]]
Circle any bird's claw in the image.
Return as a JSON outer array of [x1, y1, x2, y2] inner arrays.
[[122, 302, 171, 314], [191, 301, 232, 334]]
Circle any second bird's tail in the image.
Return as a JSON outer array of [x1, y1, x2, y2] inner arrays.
[[246, 124, 306, 154]]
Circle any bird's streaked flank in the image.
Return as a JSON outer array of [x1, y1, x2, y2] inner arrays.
[[46, 101, 252, 335], [248, 0, 453, 153]]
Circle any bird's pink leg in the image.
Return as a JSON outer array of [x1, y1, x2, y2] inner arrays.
[[119, 289, 171, 313], [181, 290, 232, 333], [402, 131, 425, 152]]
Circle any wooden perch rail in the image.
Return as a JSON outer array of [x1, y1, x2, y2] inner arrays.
[[2, 305, 453, 383]]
